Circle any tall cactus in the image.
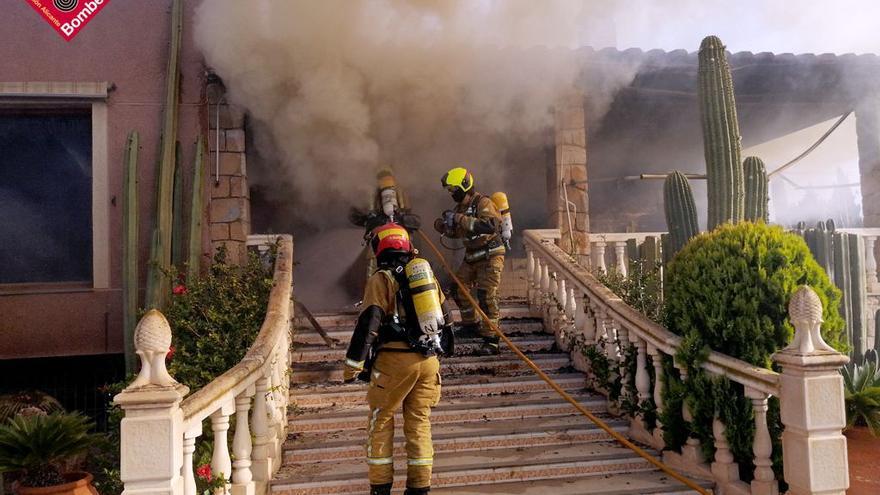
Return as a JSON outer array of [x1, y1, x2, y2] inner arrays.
[[743, 156, 769, 222], [699, 35, 744, 229], [187, 136, 206, 282], [664, 171, 700, 256], [146, 0, 183, 309], [122, 131, 139, 373]]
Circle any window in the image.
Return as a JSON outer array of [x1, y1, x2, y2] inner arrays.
[[0, 109, 93, 284]]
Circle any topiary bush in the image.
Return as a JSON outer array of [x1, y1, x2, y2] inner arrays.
[[666, 222, 847, 366], [663, 222, 847, 482]]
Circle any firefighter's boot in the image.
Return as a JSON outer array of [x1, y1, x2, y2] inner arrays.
[[404, 487, 431, 495], [476, 335, 500, 356], [370, 483, 393, 495]]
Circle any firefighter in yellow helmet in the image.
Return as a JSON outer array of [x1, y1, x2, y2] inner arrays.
[[343, 223, 453, 495], [434, 167, 505, 355]]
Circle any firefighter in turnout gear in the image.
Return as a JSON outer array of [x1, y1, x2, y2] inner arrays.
[[434, 167, 505, 355], [343, 223, 451, 495]]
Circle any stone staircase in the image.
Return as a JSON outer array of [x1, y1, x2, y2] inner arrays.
[[273, 304, 709, 495]]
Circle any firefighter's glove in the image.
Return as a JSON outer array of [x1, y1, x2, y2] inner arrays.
[[433, 217, 446, 234], [443, 210, 457, 228], [343, 359, 364, 383]]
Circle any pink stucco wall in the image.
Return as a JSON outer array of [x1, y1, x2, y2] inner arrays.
[[0, 1, 208, 359]]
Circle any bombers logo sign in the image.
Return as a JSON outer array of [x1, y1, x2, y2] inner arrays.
[[24, 0, 111, 41]]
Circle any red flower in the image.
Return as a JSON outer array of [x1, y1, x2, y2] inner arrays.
[[172, 284, 188, 295], [166, 346, 175, 361], [196, 464, 211, 481]]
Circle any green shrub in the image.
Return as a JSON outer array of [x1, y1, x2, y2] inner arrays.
[[164, 247, 276, 392], [663, 222, 846, 482], [0, 413, 95, 487], [666, 222, 846, 366]]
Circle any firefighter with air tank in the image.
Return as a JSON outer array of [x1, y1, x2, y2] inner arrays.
[[342, 222, 453, 495], [434, 166, 511, 356]]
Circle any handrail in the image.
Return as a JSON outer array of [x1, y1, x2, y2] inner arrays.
[[524, 229, 780, 396], [181, 234, 293, 424]]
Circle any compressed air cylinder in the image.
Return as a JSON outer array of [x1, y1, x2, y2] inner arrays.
[[380, 187, 398, 220], [491, 192, 513, 244], [405, 258, 445, 337]]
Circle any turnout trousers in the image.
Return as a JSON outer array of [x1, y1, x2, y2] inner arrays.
[[366, 347, 442, 488], [452, 255, 505, 338]]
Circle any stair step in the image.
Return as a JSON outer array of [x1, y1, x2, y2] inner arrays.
[[272, 444, 656, 494], [283, 415, 628, 461], [278, 441, 652, 486], [291, 335, 556, 363], [430, 470, 714, 495], [294, 306, 535, 329], [290, 373, 586, 408], [290, 352, 571, 384], [292, 319, 546, 345], [289, 413, 612, 448], [289, 391, 604, 432]]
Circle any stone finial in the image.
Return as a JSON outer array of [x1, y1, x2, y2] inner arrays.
[[785, 286, 834, 354], [128, 309, 179, 388]]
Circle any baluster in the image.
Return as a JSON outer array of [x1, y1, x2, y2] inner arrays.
[[211, 404, 234, 490], [567, 287, 578, 334], [866, 236, 879, 292], [677, 366, 704, 464], [251, 375, 271, 482], [526, 247, 535, 309], [711, 417, 740, 484], [647, 345, 665, 447], [582, 299, 596, 342], [746, 388, 778, 494], [231, 388, 255, 495], [183, 427, 201, 495], [593, 242, 607, 272], [271, 349, 285, 460], [616, 323, 630, 402], [614, 241, 627, 277], [540, 261, 551, 313], [556, 277, 568, 330], [634, 338, 650, 405], [547, 272, 558, 327]]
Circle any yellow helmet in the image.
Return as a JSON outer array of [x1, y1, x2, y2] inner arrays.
[[441, 167, 474, 194]]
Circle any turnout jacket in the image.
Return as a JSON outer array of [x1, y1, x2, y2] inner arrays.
[[449, 193, 503, 251], [345, 269, 448, 368]]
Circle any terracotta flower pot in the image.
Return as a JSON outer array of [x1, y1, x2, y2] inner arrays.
[[845, 426, 880, 495], [16, 472, 98, 495]]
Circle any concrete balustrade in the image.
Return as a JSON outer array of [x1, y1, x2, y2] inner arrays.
[[114, 235, 293, 495], [525, 229, 851, 495]]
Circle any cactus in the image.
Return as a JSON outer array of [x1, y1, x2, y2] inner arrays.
[[122, 131, 139, 373], [172, 141, 185, 269], [699, 35, 744, 229], [743, 156, 769, 222], [663, 171, 700, 256], [847, 233, 868, 361], [146, 0, 183, 309], [187, 136, 206, 282]]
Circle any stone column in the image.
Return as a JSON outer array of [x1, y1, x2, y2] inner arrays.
[[554, 92, 590, 266], [114, 310, 189, 495], [856, 97, 880, 227], [772, 286, 850, 495], [208, 83, 251, 265]]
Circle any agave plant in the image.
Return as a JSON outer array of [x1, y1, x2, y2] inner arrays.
[[0, 390, 64, 424], [841, 349, 880, 436], [0, 412, 95, 487]]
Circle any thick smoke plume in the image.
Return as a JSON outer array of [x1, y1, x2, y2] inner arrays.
[[194, 0, 630, 222]]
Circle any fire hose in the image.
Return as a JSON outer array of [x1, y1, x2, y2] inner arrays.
[[417, 230, 711, 495]]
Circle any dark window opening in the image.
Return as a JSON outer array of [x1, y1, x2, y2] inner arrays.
[[0, 109, 92, 284]]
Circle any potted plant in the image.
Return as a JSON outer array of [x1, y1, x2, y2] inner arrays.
[[841, 350, 880, 494], [0, 412, 97, 495]]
